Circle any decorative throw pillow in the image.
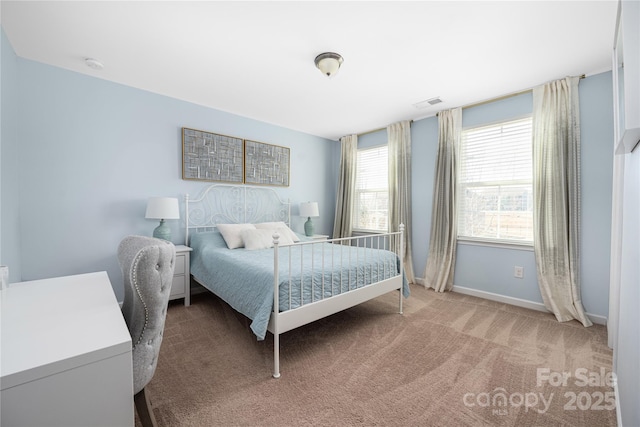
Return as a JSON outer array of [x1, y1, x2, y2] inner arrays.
[[254, 222, 300, 242], [241, 228, 294, 250], [216, 223, 256, 249]]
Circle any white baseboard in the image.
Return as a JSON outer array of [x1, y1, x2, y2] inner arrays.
[[413, 277, 607, 325], [452, 284, 548, 312]]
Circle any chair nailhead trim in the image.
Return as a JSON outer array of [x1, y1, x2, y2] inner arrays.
[[131, 249, 149, 350]]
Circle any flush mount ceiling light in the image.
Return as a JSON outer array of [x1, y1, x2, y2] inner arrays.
[[85, 58, 104, 70], [314, 52, 343, 77]]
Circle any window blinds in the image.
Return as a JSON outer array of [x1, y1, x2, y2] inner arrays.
[[356, 146, 388, 191], [458, 117, 533, 243], [354, 146, 388, 231]]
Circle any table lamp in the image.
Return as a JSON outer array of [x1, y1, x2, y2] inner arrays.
[[145, 197, 180, 241], [299, 202, 319, 236]]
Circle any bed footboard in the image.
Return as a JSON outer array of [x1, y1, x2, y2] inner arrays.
[[269, 225, 405, 378]]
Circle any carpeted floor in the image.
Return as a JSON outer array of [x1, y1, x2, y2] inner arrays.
[[142, 284, 616, 426]]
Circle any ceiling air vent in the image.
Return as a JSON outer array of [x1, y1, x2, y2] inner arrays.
[[413, 97, 442, 109]]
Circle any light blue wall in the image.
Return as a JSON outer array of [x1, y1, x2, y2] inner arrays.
[[358, 129, 388, 149], [1, 28, 21, 282], [3, 37, 334, 300], [578, 72, 615, 317], [410, 116, 438, 280], [410, 73, 613, 318]]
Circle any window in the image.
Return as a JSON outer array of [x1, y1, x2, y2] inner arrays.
[[354, 146, 388, 232], [458, 116, 533, 244]]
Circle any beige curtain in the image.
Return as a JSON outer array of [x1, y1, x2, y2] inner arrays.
[[388, 120, 415, 284], [333, 134, 357, 239], [532, 76, 592, 327], [423, 108, 461, 292]]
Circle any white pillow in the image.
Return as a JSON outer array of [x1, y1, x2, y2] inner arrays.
[[241, 228, 294, 250], [216, 223, 256, 249], [254, 222, 300, 242]]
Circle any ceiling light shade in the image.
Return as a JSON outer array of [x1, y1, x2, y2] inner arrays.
[[314, 52, 343, 77]]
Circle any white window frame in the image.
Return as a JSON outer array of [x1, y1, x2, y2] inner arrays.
[[457, 115, 534, 247], [352, 144, 389, 233]]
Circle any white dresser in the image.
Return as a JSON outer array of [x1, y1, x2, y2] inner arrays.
[[1, 271, 134, 426]]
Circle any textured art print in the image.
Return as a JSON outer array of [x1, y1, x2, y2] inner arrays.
[[244, 140, 290, 186], [182, 128, 244, 183]]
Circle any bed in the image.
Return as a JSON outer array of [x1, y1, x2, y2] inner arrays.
[[185, 184, 409, 377]]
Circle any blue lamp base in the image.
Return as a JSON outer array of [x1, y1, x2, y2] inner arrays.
[[304, 217, 314, 236], [153, 219, 172, 241]]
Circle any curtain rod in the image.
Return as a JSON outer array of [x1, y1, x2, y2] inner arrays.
[[435, 74, 586, 116], [357, 126, 385, 137], [356, 120, 414, 137]]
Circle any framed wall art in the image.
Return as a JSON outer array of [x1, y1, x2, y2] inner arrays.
[[244, 140, 290, 187], [182, 127, 244, 183]]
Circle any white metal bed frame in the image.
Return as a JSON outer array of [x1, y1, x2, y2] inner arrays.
[[185, 184, 404, 378]]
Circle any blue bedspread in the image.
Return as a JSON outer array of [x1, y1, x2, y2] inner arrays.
[[189, 231, 410, 340]]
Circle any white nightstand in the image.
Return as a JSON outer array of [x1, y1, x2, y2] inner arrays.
[[310, 234, 329, 241], [171, 245, 193, 306]]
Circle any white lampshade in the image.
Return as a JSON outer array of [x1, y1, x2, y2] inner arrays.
[[145, 197, 180, 220], [299, 202, 319, 218]]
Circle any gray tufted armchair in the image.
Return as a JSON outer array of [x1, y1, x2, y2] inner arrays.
[[118, 235, 176, 427]]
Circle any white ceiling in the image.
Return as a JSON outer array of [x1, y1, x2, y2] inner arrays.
[[1, 1, 618, 141]]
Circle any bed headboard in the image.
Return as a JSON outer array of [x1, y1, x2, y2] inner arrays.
[[185, 184, 290, 245]]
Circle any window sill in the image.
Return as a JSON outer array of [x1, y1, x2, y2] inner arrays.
[[457, 237, 534, 251]]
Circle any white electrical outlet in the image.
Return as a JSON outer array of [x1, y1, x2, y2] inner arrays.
[[514, 266, 524, 279]]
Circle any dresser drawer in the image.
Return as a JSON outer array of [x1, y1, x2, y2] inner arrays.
[[174, 254, 186, 275], [171, 274, 186, 297]]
